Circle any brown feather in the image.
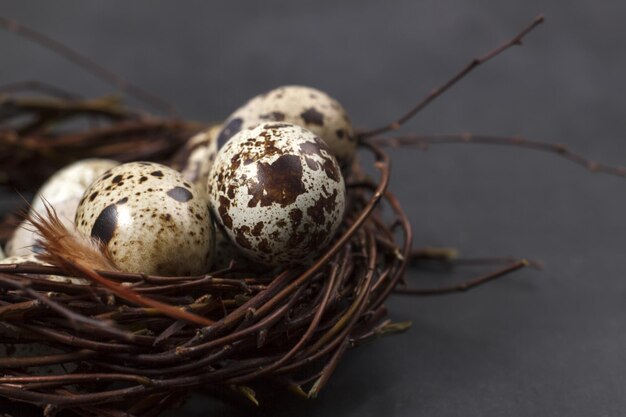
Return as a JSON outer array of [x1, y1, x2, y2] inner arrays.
[[28, 200, 214, 327], [29, 200, 117, 272]]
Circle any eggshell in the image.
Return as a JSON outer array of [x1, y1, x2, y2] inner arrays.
[[5, 159, 119, 257], [75, 162, 214, 275], [171, 124, 221, 193], [209, 122, 346, 266], [218, 85, 356, 169]]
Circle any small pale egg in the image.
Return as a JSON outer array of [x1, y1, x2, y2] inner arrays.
[[209, 122, 346, 266], [171, 124, 221, 193], [218, 85, 356, 169], [5, 159, 119, 257], [75, 162, 215, 276], [0, 254, 87, 285]]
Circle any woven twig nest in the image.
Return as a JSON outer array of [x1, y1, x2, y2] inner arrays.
[[0, 90, 419, 416]]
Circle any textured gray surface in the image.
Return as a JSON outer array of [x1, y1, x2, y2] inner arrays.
[[2, 1, 626, 416]]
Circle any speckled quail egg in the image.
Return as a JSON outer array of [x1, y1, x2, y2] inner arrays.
[[218, 85, 356, 170], [209, 122, 346, 266], [75, 162, 214, 275], [5, 158, 119, 257], [171, 124, 221, 193]]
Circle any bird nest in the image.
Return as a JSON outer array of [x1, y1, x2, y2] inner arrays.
[[2, 14, 622, 417]]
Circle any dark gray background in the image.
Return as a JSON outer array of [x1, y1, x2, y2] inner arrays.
[[1, 1, 626, 416]]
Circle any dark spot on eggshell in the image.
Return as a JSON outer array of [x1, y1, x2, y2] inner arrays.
[[91, 203, 118, 245], [112, 175, 123, 184], [139, 176, 148, 183], [235, 226, 253, 250], [252, 221, 264, 237], [258, 239, 272, 253], [307, 189, 338, 225], [151, 171, 164, 178], [89, 191, 99, 202], [247, 154, 306, 208], [336, 129, 345, 139], [227, 185, 236, 200], [300, 107, 325, 126], [101, 173, 113, 180], [289, 208, 303, 230], [117, 197, 128, 205], [166, 186, 193, 202], [304, 156, 318, 171], [218, 117, 243, 144], [299, 141, 340, 182]]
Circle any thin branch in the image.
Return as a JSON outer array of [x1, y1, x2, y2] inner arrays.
[[394, 259, 529, 295], [371, 133, 626, 178], [0, 16, 176, 116], [360, 15, 544, 139]]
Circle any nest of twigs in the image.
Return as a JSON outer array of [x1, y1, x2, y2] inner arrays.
[[4, 13, 624, 417], [0, 86, 423, 416]]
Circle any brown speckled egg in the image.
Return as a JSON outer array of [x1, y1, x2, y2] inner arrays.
[[218, 85, 356, 170], [5, 158, 119, 257], [208, 122, 346, 266], [75, 162, 214, 275], [171, 124, 221, 193]]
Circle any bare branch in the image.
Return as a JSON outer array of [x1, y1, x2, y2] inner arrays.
[[360, 15, 544, 139], [0, 16, 176, 116], [371, 133, 626, 178]]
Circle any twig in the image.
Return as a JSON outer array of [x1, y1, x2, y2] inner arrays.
[[394, 259, 529, 295], [371, 133, 626, 178], [359, 15, 544, 138], [0, 16, 176, 116]]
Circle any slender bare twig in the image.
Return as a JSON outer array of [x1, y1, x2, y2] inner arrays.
[[371, 133, 626, 178], [394, 259, 529, 295], [359, 15, 544, 138], [0, 16, 176, 116]]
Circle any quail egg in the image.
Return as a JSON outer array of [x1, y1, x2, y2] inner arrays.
[[209, 122, 346, 266], [75, 162, 214, 275], [218, 85, 356, 169], [171, 124, 221, 193], [5, 159, 119, 257]]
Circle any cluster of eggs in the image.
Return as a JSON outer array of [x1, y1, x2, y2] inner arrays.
[[2, 86, 357, 275]]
